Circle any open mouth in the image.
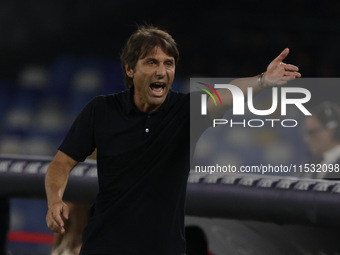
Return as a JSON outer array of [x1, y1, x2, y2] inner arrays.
[[150, 82, 166, 95]]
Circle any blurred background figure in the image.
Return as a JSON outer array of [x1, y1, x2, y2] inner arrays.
[[304, 101, 340, 179]]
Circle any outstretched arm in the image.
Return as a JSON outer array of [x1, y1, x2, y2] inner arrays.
[[208, 48, 301, 118], [45, 150, 78, 233]]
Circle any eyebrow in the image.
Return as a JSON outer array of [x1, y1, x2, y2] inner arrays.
[[143, 56, 175, 63], [165, 58, 175, 64]]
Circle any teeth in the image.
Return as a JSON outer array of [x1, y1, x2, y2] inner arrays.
[[150, 83, 165, 93]]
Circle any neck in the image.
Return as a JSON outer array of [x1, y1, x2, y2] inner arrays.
[[133, 95, 160, 114]]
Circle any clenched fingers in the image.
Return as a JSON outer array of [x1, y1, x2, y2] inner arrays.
[[46, 202, 69, 233]]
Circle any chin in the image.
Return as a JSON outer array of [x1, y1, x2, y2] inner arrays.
[[149, 92, 168, 104], [151, 97, 166, 106]]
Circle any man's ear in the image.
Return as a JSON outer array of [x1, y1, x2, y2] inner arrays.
[[125, 64, 134, 78]]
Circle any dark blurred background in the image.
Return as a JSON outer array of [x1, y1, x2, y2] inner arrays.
[[1, 0, 340, 81]]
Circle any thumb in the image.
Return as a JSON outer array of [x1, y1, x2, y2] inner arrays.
[[62, 204, 69, 220], [275, 48, 289, 62]]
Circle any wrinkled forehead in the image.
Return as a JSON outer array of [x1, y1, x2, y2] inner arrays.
[[139, 44, 175, 60]]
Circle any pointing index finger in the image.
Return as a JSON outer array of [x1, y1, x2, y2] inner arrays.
[[284, 64, 299, 72]]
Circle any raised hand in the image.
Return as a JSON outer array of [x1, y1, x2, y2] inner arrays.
[[262, 48, 301, 87]]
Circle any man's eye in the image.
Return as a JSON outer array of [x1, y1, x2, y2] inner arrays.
[[147, 60, 156, 65], [165, 61, 174, 67]]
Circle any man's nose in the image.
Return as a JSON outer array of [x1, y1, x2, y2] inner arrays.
[[155, 63, 166, 77]]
